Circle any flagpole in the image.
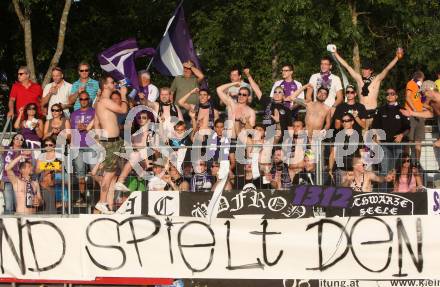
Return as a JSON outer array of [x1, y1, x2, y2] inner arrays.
[[146, 57, 154, 71]]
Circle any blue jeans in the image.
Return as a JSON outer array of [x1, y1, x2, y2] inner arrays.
[[381, 145, 403, 175], [3, 182, 16, 214]]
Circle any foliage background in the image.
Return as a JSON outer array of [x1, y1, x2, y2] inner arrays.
[[1, 0, 439, 105]]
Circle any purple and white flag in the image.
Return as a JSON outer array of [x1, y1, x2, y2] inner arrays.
[[98, 38, 155, 93], [152, 3, 202, 76]]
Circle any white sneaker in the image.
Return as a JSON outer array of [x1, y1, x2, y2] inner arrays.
[[114, 182, 131, 192], [95, 202, 114, 215]]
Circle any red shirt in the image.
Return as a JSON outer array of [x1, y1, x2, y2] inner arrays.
[[9, 81, 42, 115]]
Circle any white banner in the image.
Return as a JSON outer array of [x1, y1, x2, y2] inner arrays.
[[426, 189, 440, 215], [0, 215, 436, 280]]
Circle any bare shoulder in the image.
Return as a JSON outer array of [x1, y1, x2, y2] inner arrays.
[[246, 106, 255, 114]]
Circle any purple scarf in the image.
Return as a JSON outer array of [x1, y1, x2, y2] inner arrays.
[[320, 72, 332, 89]]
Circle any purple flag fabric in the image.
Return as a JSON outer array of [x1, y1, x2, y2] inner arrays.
[[152, 3, 202, 77], [98, 38, 155, 92]]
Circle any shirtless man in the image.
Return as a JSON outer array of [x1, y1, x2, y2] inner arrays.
[[142, 87, 183, 136], [178, 87, 219, 131], [217, 82, 256, 170], [94, 75, 128, 214], [332, 47, 403, 125], [401, 80, 440, 148], [342, 157, 392, 192], [6, 155, 42, 214], [301, 86, 331, 140]]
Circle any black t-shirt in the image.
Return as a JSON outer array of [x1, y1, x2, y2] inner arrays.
[[259, 95, 292, 133], [333, 130, 363, 171], [333, 102, 367, 134]]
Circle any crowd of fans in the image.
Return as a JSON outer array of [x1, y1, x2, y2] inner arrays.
[[3, 46, 440, 215]]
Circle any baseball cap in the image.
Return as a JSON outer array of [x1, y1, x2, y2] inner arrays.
[[152, 158, 165, 167], [345, 84, 356, 91], [420, 80, 438, 93]]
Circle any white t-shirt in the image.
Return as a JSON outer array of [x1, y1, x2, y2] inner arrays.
[[269, 79, 304, 99], [148, 176, 167, 191], [43, 81, 72, 119], [308, 73, 343, 107]]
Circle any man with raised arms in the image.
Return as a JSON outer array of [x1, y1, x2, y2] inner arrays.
[[217, 82, 256, 170], [332, 47, 403, 124], [178, 87, 219, 131]]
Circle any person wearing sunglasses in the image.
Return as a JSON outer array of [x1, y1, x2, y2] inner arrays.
[[371, 88, 410, 181], [342, 157, 393, 193], [68, 62, 99, 111], [390, 154, 422, 193], [43, 103, 71, 140], [224, 67, 253, 104], [7, 66, 42, 119], [1, 133, 28, 214], [244, 68, 308, 143], [70, 91, 95, 204], [269, 64, 304, 102], [329, 113, 362, 185], [36, 137, 64, 214], [14, 103, 44, 156], [333, 85, 367, 135], [93, 75, 128, 214], [217, 79, 256, 174], [42, 67, 72, 119]]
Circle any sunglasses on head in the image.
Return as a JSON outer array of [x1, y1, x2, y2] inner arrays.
[[79, 69, 89, 72]]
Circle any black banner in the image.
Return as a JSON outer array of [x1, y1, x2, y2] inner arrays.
[[131, 187, 428, 218], [326, 192, 428, 217], [179, 187, 315, 219]]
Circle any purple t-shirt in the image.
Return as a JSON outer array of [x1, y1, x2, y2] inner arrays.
[[70, 107, 95, 148], [280, 80, 298, 97], [2, 148, 20, 182]]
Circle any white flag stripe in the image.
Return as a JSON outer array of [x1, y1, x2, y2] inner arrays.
[[159, 34, 183, 76]]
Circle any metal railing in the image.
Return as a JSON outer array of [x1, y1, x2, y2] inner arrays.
[[0, 140, 439, 215]]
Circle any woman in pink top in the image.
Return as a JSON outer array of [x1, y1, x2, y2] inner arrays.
[[393, 154, 422, 192]]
